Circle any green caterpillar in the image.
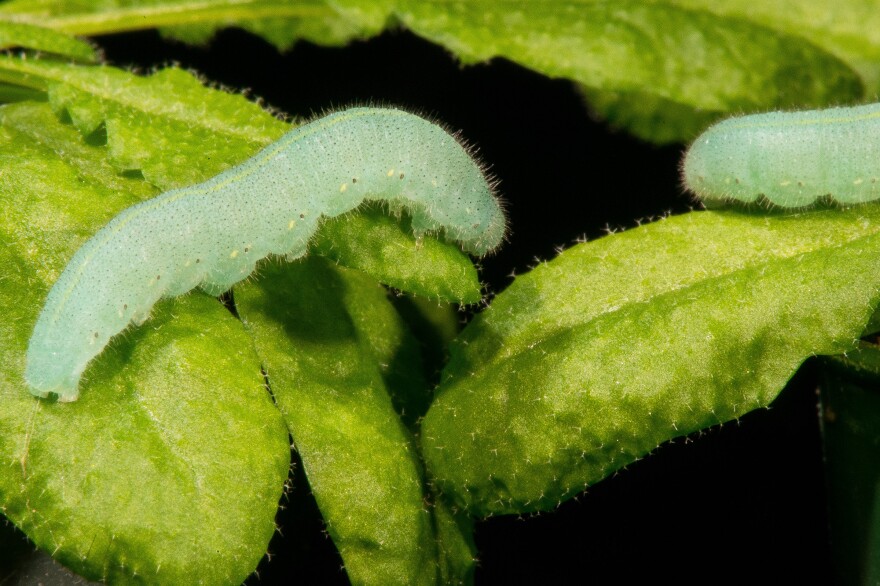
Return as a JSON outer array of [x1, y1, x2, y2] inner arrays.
[[26, 107, 506, 402], [683, 102, 880, 206]]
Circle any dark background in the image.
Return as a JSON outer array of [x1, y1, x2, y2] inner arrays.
[[2, 27, 829, 585]]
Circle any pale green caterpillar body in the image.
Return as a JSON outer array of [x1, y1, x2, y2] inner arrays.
[[26, 107, 505, 402], [683, 102, 880, 206]]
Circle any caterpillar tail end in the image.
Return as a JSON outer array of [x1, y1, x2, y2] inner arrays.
[[24, 364, 81, 402]]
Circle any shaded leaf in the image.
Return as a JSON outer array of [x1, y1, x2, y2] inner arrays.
[[391, 295, 462, 389], [236, 258, 443, 585], [430, 496, 476, 586]]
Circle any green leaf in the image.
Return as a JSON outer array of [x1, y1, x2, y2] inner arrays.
[[0, 0, 338, 37], [0, 57, 288, 143], [0, 0, 371, 50], [0, 102, 290, 583], [398, 1, 861, 111], [422, 207, 880, 516], [430, 496, 476, 585], [0, 100, 154, 198], [331, 0, 864, 142], [1, 2, 868, 142], [236, 258, 453, 585], [159, 5, 371, 50], [0, 57, 286, 187], [0, 21, 95, 61], [311, 206, 483, 305]]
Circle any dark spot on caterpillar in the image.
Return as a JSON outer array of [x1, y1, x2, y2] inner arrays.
[[352, 178, 357, 184], [196, 259, 200, 263], [94, 332, 99, 338], [399, 173, 405, 179], [300, 213, 305, 218], [156, 275, 161, 280], [735, 178, 740, 184], [244, 247, 250, 253], [123, 304, 128, 310]]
